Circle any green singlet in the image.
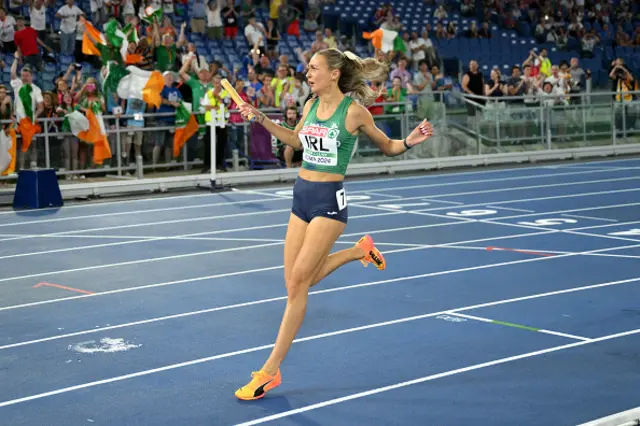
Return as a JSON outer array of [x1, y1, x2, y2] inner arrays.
[[298, 96, 358, 176]]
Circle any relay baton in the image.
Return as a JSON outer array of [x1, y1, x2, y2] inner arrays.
[[220, 78, 256, 122]]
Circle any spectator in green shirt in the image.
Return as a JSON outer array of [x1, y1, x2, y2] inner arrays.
[[178, 55, 213, 135], [153, 21, 187, 72], [385, 76, 407, 114]]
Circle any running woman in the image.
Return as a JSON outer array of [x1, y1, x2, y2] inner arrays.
[[234, 48, 434, 400]]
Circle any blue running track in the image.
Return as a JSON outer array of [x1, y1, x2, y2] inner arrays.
[[1, 158, 640, 425]]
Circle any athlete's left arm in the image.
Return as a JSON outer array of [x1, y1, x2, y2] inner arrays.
[[348, 103, 433, 157]]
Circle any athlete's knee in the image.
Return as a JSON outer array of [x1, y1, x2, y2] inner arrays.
[[285, 268, 312, 299]]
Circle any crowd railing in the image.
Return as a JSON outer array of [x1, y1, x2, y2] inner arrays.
[[1, 92, 639, 201]]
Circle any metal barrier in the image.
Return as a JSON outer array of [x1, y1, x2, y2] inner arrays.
[[1, 93, 639, 203], [445, 90, 640, 155]]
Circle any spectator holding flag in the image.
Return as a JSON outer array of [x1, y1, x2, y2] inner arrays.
[[10, 52, 43, 170], [154, 71, 182, 166]]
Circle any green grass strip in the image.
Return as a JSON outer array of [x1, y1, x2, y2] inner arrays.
[[492, 320, 540, 332]]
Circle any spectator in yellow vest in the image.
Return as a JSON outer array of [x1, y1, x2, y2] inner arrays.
[[202, 74, 229, 172], [270, 64, 293, 108]]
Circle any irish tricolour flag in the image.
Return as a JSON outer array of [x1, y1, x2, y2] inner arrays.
[[362, 28, 406, 53], [0, 128, 17, 176], [66, 111, 112, 165], [139, 6, 163, 25], [83, 18, 139, 63], [15, 83, 42, 154], [102, 62, 164, 109], [173, 102, 198, 158]]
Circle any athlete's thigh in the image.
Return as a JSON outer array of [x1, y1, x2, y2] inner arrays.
[[283, 213, 308, 283], [290, 217, 346, 285]]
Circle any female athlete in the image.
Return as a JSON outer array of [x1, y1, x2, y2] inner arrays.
[[234, 48, 434, 400]]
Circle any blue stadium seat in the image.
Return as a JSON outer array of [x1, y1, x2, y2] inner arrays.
[[59, 55, 73, 65]]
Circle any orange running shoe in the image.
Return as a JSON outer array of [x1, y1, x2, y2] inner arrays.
[[357, 234, 386, 270], [234, 369, 282, 400]]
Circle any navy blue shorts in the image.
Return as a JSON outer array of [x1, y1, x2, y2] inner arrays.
[[291, 177, 348, 224]]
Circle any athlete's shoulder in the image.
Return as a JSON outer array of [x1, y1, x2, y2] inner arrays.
[[345, 99, 372, 129], [302, 97, 317, 114], [346, 99, 369, 115]]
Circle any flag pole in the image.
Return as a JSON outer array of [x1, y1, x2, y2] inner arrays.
[[208, 103, 229, 192]]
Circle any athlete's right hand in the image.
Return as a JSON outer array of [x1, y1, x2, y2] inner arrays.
[[238, 103, 262, 123]]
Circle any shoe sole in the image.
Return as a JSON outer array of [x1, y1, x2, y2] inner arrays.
[[359, 235, 386, 270], [235, 380, 282, 401]]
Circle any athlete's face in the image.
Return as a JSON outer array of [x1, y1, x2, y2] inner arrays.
[[306, 54, 339, 95]]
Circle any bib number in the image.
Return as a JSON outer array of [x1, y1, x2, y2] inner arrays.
[[336, 188, 347, 211], [302, 135, 338, 166]]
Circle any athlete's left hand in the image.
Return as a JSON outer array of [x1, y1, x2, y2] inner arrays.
[[405, 119, 434, 148]]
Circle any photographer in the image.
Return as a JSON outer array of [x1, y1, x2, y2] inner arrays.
[[609, 59, 638, 134]]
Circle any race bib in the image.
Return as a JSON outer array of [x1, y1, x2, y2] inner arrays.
[[336, 188, 347, 210], [299, 125, 338, 166]]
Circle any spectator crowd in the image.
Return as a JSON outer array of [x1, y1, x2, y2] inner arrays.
[[0, 0, 637, 180]]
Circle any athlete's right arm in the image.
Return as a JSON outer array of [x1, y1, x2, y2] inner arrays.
[[238, 99, 314, 150]]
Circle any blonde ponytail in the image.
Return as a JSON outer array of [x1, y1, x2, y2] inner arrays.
[[317, 48, 389, 106]]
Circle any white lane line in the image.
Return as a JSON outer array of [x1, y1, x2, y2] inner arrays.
[[446, 312, 492, 323], [362, 192, 404, 199], [355, 176, 640, 201], [234, 327, 640, 426], [0, 201, 637, 295], [0, 208, 293, 243], [479, 217, 640, 247], [365, 199, 638, 250], [0, 162, 633, 217], [4, 216, 640, 309], [454, 201, 640, 220], [0, 192, 229, 216], [0, 233, 414, 247], [349, 203, 475, 224], [0, 230, 556, 311], [486, 206, 535, 213], [0, 211, 400, 260], [538, 330, 593, 342], [303, 169, 640, 197], [227, 168, 637, 200], [449, 244, 640, 260], [2, 182, 637, 251], [0, 193, 633, 261], [448, 312, 592, 341], [544, 165, 640, 171], [0, 197, 290, 228], [0, 233, 151, 240], [1, 276, 639, 409], [561, 214, 618, 223], [0, 242, 285, 284], [425, 199, 465, 205], [2, 242, 639, 348], [386, 188, 640, 211]]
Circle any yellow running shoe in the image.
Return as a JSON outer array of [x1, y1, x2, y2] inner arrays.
[[357, 234, 386, 270], [234, 369, 282, 400]]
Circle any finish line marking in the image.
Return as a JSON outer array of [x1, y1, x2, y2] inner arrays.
[[486, 246, 556, 257]]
